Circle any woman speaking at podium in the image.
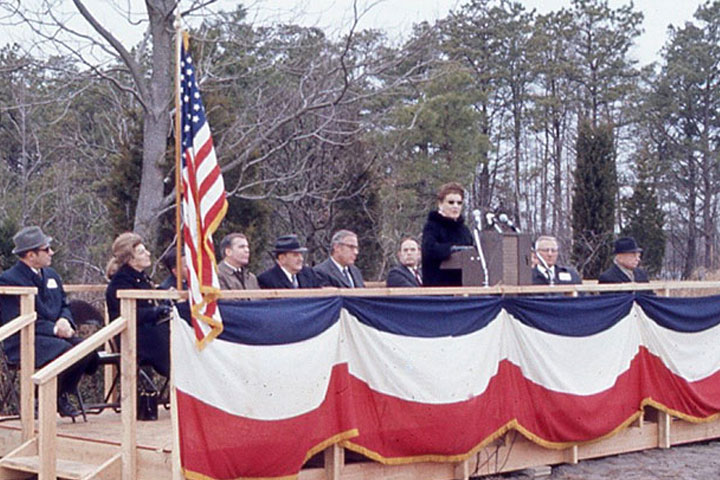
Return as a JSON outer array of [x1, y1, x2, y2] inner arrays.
[[421, 182, 474, 286]]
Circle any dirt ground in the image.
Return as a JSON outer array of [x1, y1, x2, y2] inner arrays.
[[486, 439, 720, 479]]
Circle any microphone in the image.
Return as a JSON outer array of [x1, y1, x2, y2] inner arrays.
[[472, 209, 483, 227], [485, 212, 502, 233], [498, 213, 520, 233]]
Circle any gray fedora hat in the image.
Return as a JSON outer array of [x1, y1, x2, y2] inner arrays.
[[12, 226, 52, 254], [272, 234, 308, 254]]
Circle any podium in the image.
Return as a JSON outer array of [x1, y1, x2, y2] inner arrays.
[[440, 232, 533, 286]]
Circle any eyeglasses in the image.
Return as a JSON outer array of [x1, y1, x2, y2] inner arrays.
[[36, 246, 52, 253], [339, 242, 359, 251], [447, 200, 463, 205], [537, 248, 558, 253]]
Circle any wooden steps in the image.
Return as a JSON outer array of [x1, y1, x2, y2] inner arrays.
[[1, 455, 93, 479], [0, 436, 121, 480]]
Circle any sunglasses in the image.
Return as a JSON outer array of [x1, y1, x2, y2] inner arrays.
[[446, 200, 463, 206], [36, 246, 52, 253]]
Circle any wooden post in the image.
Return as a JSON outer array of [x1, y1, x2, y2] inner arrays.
[[120, 298, 138, 480], [324, 444, 343, 480], [171, 309, 182, 480], [658, 411, 671, 448], [454, 458, 471, 480], [37, 379, 57, 480], [19, 293, 35, 443], [564, 445, 579, 464]]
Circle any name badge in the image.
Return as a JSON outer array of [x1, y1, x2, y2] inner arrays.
[[558, 272, 572, 282], [46, 278, 58, 289]]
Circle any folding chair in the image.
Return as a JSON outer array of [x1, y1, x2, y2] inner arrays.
[[70, 300, 168, 416]]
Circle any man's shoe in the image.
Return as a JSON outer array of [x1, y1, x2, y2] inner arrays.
[[57, 394, 80, 419]]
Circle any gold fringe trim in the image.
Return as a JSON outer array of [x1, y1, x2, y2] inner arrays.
[[180, 397, 720, 477], [343, 395, 720, 464], [180, 429, 359, 480]]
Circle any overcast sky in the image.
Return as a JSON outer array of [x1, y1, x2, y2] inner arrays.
[[242, 0, 705, 66], [0, 1, 707, 67]]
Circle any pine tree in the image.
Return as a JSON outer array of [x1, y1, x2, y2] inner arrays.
[[621, 155, 665, 277], [571, 120, 617, 278]]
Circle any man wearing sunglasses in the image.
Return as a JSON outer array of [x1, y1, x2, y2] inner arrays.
[[531, 235, 582, 285], [0, 226, 98, 418]]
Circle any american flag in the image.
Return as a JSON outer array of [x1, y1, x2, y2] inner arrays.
[[179, 32, 227, 349]]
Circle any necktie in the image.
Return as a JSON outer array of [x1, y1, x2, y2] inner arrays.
[[414, 268, 422, 286], [291, 275, 299, 289], [343, 267, 355, 288], [233, 268, 246, 289]]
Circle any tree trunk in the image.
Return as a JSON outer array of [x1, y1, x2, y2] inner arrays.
[[133, 0, 175, 244]]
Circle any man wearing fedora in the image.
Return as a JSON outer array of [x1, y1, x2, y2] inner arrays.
[[598, 237, 650, 284], [314, 230, 365, 288], [257, 235, 323, 289], [0, 226, 98, 418]]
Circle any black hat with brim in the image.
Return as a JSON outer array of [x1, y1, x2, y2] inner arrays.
[[273, 234, 308, 254], [614, 237, 642, 254]]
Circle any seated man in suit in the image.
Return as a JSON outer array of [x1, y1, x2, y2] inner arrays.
[[0, 226, 98, 418], [387, 237, 422, 287], [599, 237, 650, 284], [531, 235, 582, 285], [258, 235, 323, 289], [217, 233, 259, 291], [314, 230, 365, 288]]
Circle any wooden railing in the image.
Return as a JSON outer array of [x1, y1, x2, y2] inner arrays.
[[31, 316, 127, 479], [0, 286, 36, 443]]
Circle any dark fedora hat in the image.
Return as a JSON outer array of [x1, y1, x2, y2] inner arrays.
[[273, 234, 308, 254], [614, 237, 642, 254], [12, 226, 52, 254]]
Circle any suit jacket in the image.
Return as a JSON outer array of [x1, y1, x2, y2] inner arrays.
[[386, 265, 421, 287], [531, 265, 582, 285], [257, 264, 323, 289], [0, 260, 77, 366], [313, 258, 365, 288], [598, 263, 650, 284], [217, 260, 259, 290]]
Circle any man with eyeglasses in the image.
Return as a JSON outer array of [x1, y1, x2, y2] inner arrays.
[[217, 232, 259, 291], [0, 226, 98, 418], [314, 229, 365, 288], [531, 235, 582, 285]]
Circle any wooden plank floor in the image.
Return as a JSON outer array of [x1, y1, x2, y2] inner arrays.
[[0, 408, 173, 479], [0, 408, 172, 451]]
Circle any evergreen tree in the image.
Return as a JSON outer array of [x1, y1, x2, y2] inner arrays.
[[621, 154, 665, 277], [572, 120, 616, 278]]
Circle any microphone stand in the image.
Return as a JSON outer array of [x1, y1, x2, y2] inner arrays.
[[472, 220, 489, 287], [533, 249, 554, 286]]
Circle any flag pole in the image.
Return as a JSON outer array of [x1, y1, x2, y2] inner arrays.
[[174, 15, 184, 292], [172, 12, 183, 480]]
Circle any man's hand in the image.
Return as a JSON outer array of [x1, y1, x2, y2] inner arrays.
[[54, 318, 75, 338]]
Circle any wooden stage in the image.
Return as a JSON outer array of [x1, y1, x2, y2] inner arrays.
[[3, 283, 720, 479], [0, 410, 173, 479]]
